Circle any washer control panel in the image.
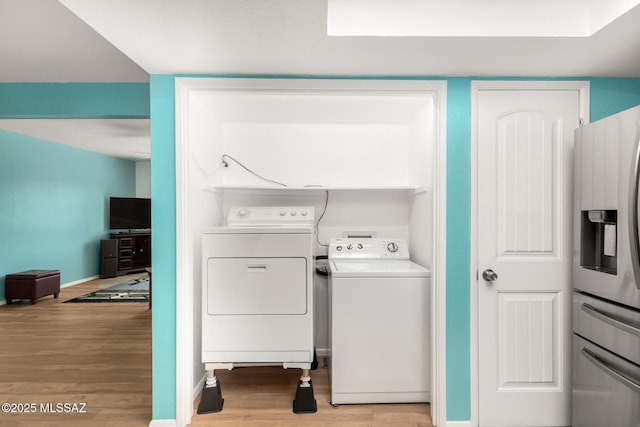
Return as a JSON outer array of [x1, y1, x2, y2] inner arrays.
[[227, 206, 314, 227], [328, 238, 409, 260]]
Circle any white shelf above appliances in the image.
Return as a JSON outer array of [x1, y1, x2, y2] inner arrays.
[[201, 183, 429, 195]]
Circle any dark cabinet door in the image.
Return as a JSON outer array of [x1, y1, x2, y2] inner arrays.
[[133, 235, 151, 268]]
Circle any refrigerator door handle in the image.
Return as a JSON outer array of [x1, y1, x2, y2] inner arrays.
[[628, 128, 640, 290], [582, 303, 640, 337], [581, 348, 640, 393]]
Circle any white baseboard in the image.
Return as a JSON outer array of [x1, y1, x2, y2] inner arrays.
[[148, 420, 177, 427], [194, 373, 206, 400], [62, 275, 100, 288], [446, 421, 472, 427]]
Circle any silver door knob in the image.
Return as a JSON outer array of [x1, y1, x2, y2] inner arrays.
[[482, 269, 498, 282]]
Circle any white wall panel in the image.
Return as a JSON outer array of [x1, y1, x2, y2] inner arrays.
[[497, 292, 560, 389], [221, 123, 410, 188], [497, 112, 559, 257], [135, 160, 151, 198]]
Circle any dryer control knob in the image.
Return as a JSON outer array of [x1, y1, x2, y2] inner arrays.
[[347, 244, 353, 250], [280, 211, 286, 216], [301, 211, 308, 216], [237, 209, 250, 218], [336, 245, 343, 251], [387, 242, 399, 253], [290, 211, 297, 216]]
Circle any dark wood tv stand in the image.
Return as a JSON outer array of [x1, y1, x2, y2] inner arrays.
[[112, 232, 151, 276]]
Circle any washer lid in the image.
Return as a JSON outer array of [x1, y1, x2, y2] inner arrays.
[[330, 260, 431, 278]]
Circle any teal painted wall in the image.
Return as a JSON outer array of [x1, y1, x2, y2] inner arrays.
[[590, 78, 640, 121], [0, 83, 150, 118], [446, 78, 472, 420], [148, 76, 640, 423], [149, 75, 177, 421], [0, 130, 136, 296], [0, 82, 150, 299]]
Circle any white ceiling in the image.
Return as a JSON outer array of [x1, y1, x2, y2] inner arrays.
[[57, 0, 640, 77], [0, 119, 150, 160], [0, 0, 148, 83], [2, 0, 640, 160], [328, 0, 640, 37]]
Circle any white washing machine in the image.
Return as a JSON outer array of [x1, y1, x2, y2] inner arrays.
[[328, 237, 431, 405], [201, 206, 315, 365]]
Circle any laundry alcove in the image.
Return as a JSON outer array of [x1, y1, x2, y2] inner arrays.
[[174, 77, 447, 422]]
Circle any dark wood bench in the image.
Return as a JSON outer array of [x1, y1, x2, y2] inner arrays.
[[5, 270, 61, 304]]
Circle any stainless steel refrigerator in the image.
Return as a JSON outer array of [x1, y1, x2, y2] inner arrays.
[[573, 105, 640, 427]]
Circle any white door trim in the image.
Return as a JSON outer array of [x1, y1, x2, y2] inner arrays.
[[175, 77, 194, 427], [432, 80, 448, 427], [174, 77, 448, 427], [469, 80, 589, 427]]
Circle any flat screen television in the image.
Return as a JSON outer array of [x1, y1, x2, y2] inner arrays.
[[109, 197, 151, 230]]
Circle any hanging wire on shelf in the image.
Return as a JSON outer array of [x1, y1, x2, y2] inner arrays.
[[315, 190, 329, 248], [221, 154, 287, 187]]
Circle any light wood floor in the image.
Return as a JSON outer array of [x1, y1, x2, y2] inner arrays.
[[1, 275, 434, 427], [191, 365, 433, 427], [0, 274, 152, 427]]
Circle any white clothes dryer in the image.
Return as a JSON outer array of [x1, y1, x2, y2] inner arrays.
[[202, 206, 315, 365], [328, 237, 431, 405], [198, 206, 318, 414]]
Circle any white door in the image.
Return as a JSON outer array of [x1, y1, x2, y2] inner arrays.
[[474, 84, 586, 426]]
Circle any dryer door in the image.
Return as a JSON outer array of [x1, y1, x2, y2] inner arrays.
[[207, 257, 307, 315]]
